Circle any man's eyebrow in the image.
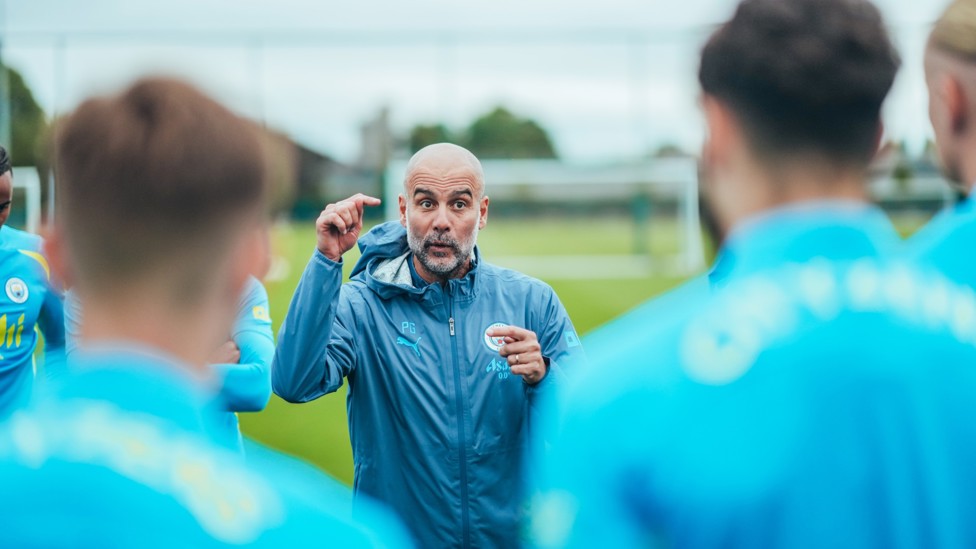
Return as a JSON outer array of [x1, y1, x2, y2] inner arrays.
[[411, 187, 475, 199], [0, 200, 10, 208]]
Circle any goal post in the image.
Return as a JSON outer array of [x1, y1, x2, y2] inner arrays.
[[11, 166, 42, 235], [383, 157, 705, 276]]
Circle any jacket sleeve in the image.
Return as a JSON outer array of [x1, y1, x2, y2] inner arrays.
[[531, 286, 585, 394], [211, 279, 275, 412], [272, 250, 358, 403]]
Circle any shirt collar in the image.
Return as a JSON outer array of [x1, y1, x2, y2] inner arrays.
[[717, 200, 900, 279]]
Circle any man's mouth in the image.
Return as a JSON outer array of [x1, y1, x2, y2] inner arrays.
[[426, 242, 454, 251]]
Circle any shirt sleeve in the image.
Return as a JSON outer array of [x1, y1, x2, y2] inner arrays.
[[210, 278, 275, 412], [62, 289, 82, 361], [271, 250, 358, 403], [37, 278, 66, 378]]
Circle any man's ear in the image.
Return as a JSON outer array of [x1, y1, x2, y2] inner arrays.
[[702, 95, 736, 170], [479, 195, 489, 230], [873, 121, 885, 159], [944, 75, 970, 135], [41, 226, 71, 288], [399, 194, 407, 227]]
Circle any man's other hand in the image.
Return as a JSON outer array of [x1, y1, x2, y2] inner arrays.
[[487, 325, 547, 385]]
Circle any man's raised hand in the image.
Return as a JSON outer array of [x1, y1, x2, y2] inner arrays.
[[316, 194, 382, 262]]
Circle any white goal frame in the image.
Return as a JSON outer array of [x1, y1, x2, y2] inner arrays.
[[383, 157, 705, 276], [11, 166, 42, 235]]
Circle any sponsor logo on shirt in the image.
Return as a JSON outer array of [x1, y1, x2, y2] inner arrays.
[[486, 358, 511, 380], [0, 314, 25, 350]]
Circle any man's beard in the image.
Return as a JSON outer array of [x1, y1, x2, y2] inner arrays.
[[407, 227, 478, 279]]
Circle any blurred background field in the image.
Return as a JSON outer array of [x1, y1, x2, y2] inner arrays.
[[240, 211, 932, 485]]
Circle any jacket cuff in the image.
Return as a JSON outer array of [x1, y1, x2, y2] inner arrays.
[[312, 249, 344, 270], [524, 356, 554, 393]]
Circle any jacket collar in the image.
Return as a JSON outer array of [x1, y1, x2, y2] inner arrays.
[[716, 200, 900, 281]]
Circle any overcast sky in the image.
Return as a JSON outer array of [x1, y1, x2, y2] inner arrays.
[[2, 0, 948, 163]]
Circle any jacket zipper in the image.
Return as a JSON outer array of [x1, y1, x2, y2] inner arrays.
[[448, 289, 470, 548]]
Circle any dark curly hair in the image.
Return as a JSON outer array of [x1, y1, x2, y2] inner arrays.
[[699, 0, 900, 167], [0, 145, 10, 177]]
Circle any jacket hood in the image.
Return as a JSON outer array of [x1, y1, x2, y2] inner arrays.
[[351, 221, 481, 303], [350, 221, 410, 279]]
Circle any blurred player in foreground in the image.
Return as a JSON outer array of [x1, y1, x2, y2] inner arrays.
[[533, 0, 976, 547], [63, 228, 275, 450], [906, 0, 976, 283], [0, 146, 65, 418], [0, 78, 409, 547], [273, 143, 584, 548]]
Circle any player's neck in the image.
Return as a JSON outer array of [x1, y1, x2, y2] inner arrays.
[[78, 297, 222, 378], [720, 162, 869, 234]]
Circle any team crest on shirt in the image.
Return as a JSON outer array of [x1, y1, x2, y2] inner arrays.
[[5, 278, 28, 304], [483, 322, 508, 352]]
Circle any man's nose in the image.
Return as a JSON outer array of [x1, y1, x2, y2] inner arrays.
[[432, 205, 451, 230]]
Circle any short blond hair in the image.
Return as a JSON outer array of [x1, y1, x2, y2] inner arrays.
[[932, 0, 976, 60]]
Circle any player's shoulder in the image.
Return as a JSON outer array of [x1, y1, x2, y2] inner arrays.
[[244, 439, 413, 546], [563, 283, 710, 420], [0, 398, 290, 544], [0, 225, 43, 252], [0, 394, 406, 546], [240, 275, 268, 301], [236, 276, 272, 323], [903, 203, 976, 281]]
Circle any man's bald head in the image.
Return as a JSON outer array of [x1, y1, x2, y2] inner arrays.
[[403, 143, 485, 198], [927, 0, 976, 79], [931, 0, 976, 62]]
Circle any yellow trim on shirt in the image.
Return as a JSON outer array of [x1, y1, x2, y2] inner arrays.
[[18, 250, 51, 280]]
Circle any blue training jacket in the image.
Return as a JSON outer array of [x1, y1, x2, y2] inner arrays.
[[533, 202, 976, 548], [273, 221, 584, 548], [0, 344, 412, 547], [0, 225, 65, 417]]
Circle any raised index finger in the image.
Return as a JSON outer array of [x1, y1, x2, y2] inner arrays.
[[350, 194, 383, 208], [485, 325, 533, 341]]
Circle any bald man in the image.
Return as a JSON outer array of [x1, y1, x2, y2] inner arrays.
[[272, 143, 583, 548], [907, 0, 976, 284]]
